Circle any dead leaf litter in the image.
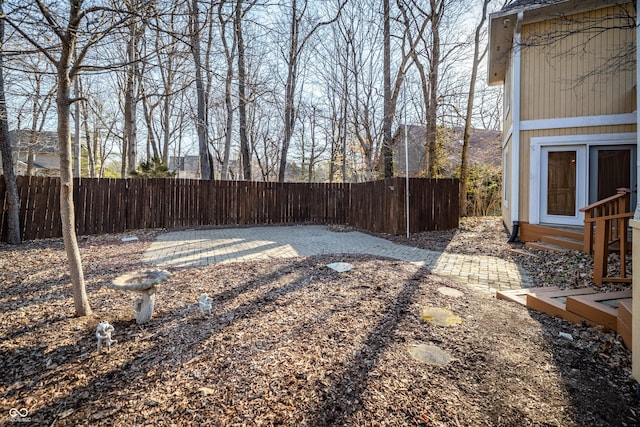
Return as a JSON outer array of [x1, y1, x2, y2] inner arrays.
[[0, 219, 638, 426]]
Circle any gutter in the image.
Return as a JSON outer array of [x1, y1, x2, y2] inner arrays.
[[509, 12, 524, 241]]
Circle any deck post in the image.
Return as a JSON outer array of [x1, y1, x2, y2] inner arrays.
[[631, 219, 640, 381], [583, 210, 594, 253], [632, 17, 640, 384], [593, 219, 609, 286]]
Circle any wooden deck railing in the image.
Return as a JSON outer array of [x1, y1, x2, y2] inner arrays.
[[580, 189, 632, 285]]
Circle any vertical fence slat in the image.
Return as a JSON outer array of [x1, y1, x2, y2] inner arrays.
[[0, 176, 459, 241]]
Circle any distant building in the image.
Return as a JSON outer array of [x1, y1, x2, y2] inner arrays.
[[169, 155, 201, 179], [0, 130, 61, 176], [391, 125, 502, 177]]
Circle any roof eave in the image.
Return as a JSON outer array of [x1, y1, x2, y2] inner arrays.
[[487, 11, 517, 86], [487, 0, 629, 86]]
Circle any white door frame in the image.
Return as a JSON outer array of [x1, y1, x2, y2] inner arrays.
[[529, 132, 637, 225], [538, 145, 587, 225]]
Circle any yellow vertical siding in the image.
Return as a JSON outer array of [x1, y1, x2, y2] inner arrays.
[[520, 4, 636, 121]]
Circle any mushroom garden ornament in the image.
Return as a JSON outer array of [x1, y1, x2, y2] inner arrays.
[[109, 270, 171, 324]]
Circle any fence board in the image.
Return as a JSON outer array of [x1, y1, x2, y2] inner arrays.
[[0, 176, 459, 242], [30, 177, 49, 240]]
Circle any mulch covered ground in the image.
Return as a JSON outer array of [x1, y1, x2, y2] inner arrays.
[[1, 219, 638, 426]]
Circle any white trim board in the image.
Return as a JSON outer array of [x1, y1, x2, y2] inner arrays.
[[521, 113, 636, 131], [528, 132, 637, 225], [530, 133, 637, 147], [502, 124, 513, 148], [510, 12, 523, 225]]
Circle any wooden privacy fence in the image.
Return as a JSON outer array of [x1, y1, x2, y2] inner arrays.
[[0, 176, 459, 242]]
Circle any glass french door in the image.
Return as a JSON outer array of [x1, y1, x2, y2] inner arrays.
[[589, 145, 636, 209], [540, 146, 587, 225]]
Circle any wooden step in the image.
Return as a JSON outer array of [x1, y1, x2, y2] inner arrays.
[[526, 288, 598, 325], [499, 285, 633, 349], [520, 223, 584, 242], [524, 241, 568, 252], [618, 299, 632, 350], [565, 290, 633, 332], [540, 235, 584, 251], [496, 286, 560, 306]]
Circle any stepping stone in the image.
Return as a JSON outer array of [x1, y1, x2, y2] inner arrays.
[[407, 344, 453, 366], [326, 262, 353, 272], [421, 307, 462, 327], [437, 286, 464, 298]]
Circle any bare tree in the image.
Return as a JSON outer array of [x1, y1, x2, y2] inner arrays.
[[382, 0, 393, 178], [460, 0, 491, 216], [6, 0, 92, 315], [0, 0, 20, 244], [4, 0, 133, 316], [122, 1, 144, 176], [218, 1, 237, 179], [277, 0, 346, 182], [236, 0, 257, 180], [188, 0, 212, 179], [295, 102, 328, 182], [424, 0, 443, 177], [151, 3, 192, 166], [339, 0, 382, 180]]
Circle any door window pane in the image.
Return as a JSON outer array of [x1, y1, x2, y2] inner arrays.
[[598, 149, 630, 200], [547, 151, 576, 216]]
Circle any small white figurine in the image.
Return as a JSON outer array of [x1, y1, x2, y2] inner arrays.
[[96, 321, 117, 352], [198, 293, 213, 316]]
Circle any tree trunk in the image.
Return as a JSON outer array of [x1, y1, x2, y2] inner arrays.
[[79, 81, 95, 178], [278, 0, 299, 183], [308, 106, 317, 183], [382, 0, 393, 178], [57, 2, 91, 316], [341, 48, 348, 181], [124, 19, 138, 176], [222, 60, 233, 180], [426, 0, 442, 178], [236, 0, 251, 180], [219, 0, 235, 180], [0, 0, 20, 245], [190, 0, 211, 180]]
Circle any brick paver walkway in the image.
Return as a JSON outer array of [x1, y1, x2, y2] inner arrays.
[[143, 225, 532, 295]]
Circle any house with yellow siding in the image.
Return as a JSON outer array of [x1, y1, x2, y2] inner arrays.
[[488, 0, 636, 235]]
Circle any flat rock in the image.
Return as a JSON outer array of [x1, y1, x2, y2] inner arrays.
[[437, 286, 464, 298], [421, 307, 462, 327], [326, 262, 353, 273], [407, 344, 453, 366]]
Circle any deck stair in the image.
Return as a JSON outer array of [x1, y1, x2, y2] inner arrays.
[[581, 190, 633, 285], [521, 224, 585, 252], [519, 190, 633, 285], [618, 300, 632, 349], [497, 287, 632, 350]]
